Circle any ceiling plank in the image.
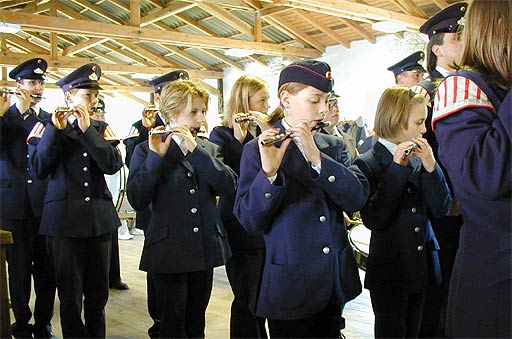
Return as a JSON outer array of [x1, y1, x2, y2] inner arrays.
[[199, 49, 245, 71], [117, 40, 181, 67], [119, 93, 151, 105], [61, 37, 109, 57], [390, 0, 428, 18], [0, 52, 224, 79], [431, 0, 450, 10], [160, 44, 213, 70], [5, 34, 49, 54], [140, 1, 196, 26], [0, 10, 320, 58], [273, 0, 426, 28], [49, 4, 58, 59], [294, 10, 350, 48], [247, 55, 268, 67], [18, 1, 50, 14]]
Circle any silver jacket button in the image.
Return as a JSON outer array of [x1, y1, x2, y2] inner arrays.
[[417, 245, 424, 251], [189, 188, 196, 194], [414, 227, 421, 233], [193, 227, 199, 233], [319, 215, 327, 222], [322, 247, 330, 254], [84, 182, 89, 187], [411, 207, 417, 213], [328, 175, 336, 182], [264, 192, 272, 199], [83, 167, 88, 172], [187, 172, 193, 177], [27, 179, 33, 184], [191, 208, 197, 214], [83, 152, 88, 157], [84, 197, 91, 202]]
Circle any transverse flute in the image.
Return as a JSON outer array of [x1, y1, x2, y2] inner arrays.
[[234, 116, 253, 123], [402, 143, 419, 159], [260, 121, 331, 147], [0, 89, 45, 99]]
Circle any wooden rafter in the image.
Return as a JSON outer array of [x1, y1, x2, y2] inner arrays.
[[294, 10, 350, 48], [140, 2, 196, 26], [265, 15, 325, 52], [196, 2, 255, 38], [0, 10, 319, 58]]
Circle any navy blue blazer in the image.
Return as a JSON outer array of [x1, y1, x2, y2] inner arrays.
[[354, 142, 451, 292], [0, 105, 51, 222], [433, 70, 511, 338], [127, 137, 236, 274], [28, 120, 122, 238], [209, 125, 264, 250], [234, 120, 369, 320]]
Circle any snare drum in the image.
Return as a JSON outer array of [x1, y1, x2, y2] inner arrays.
[[104, 163, 132, 213], [348, 223, 371, 271]]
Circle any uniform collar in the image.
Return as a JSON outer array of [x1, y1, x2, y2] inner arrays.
[[378, 138, 397, 156]]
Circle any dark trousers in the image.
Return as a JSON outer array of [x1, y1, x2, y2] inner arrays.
[[146, 273, 161, 336], [152, 269, 213, 339], [370, 289, 425, 338], [109, 230, 122, 286], [267, 300, 341, 338], [226, 248, 267, 339], [4, 218, 56, 338], [47, 233, 111, 339]]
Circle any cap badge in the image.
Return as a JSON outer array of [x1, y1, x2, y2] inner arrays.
[[325, 71, 332, 80], [89, 72, 98, 81], [33, 68, 44, 74]]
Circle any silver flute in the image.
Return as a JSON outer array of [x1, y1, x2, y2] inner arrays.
[[402, 144, 419, 159], [260, 121, 331, 147], [0, 89, 45, 99]]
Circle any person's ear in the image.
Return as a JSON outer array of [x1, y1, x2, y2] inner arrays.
[[279, 90, 292, 110], [431, 44, 443, 58]]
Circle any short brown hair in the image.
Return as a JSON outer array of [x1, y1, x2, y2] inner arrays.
[[159, 80, 209, 124], [222, 75, 268, 128], [373, 87, 425, 139]]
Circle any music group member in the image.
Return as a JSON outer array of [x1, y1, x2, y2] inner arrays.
[[209, 74, 270, 339], [27, 63, 123, 338], [0, 58, 57, 339], [413, 3, 467, 337], [234, 60, 368, 338], [126, 80, 236, 338], [387, 51, 426, 88], [353, 87, 451, 338], [123, 69, 189, 339], [432, 0, 511, 337]]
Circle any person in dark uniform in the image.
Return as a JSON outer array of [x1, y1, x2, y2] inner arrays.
[[27, 63, 123, 339], [123, 69, 189, 338], [0, 58, 57, 339], [387, 51, 426, 88], [413, 3, 468, 337], [91, 99, 129, 291], [234, 60, 368, 338], [127, 80, 236, 338], [354, 87, 451, 338], [209, 74, 270, 339], [432, 1, 510, 337]]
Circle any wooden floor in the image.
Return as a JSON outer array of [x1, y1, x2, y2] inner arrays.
[[15, 232, 375, 339]]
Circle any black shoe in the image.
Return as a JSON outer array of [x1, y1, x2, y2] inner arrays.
[[12, 322, 33, 339], [110, 281, 129, 290], [148, 321, 161, 339], [33, 324, 57, 339]]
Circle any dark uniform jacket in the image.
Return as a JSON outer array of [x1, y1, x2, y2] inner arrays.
[[28, 119, 122, 238], [127, 137, 236, 274], [433, 69, 511, 338], [209, 125, 264, 250], [0, 105, 51, 222], [123, 115, 165, 168], [234, 120, 369, 320], [354, 142, 451, 292]]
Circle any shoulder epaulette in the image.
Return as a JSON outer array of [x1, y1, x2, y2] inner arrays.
[[26, 122, 45, 144], [411, 85, 432, 106], [432, 75, 495, 130]]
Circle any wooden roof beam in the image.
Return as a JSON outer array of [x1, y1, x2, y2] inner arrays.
[[61, 37, 109, 57], [265, 16, 325, 52], [295, 10, 350, 48], [272, 0, 426, 28], [130, 0, 141, 27], [160, 44, 213, 70], [141, 1, 196, 26], [68, 0, 123, 24], [0, 10, 320, 58], [390, 0, 428, 18], [0, 52, 224, 79], [196, 2, 255, 38], [339, 17, 376, 43], [117, 41, 181, 68], [5, 34, 49, 54], [199, 49, 244, 71]]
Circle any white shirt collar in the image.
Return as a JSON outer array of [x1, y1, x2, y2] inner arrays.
[[378, 138, 398, 156], [435, 65, 452, 78]]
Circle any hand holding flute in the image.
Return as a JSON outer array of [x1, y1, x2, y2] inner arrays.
[[395, 137, 436, 172], [142, 105, 159, 129]]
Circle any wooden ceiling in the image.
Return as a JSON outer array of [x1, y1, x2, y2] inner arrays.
[[0, 0, 460, 102]]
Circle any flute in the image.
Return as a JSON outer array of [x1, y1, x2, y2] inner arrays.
[[260, 121, 331, 147], [148, 126, 206, 137], [54, 106, 99, 114], [0, 89, 45, 99], [143, 104, 159, 115], [402, 143, 419, 159], [234, 116, 253, 123]]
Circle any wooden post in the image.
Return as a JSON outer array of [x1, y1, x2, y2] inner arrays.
[[0, 230, 13, 339]]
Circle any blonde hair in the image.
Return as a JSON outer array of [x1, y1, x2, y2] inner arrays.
[[265, 82, 308, 126], [374, 87, 426, 139], [159, 80, 209, 124], [459, 0, 511, 90], [222, 75, 268, 128]]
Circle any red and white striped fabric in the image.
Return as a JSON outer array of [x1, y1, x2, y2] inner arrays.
[[411, 85, 432, 106], [432, 75, 495, 130], [103, 124, 120, 142], [26, 122, 45, 143]]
